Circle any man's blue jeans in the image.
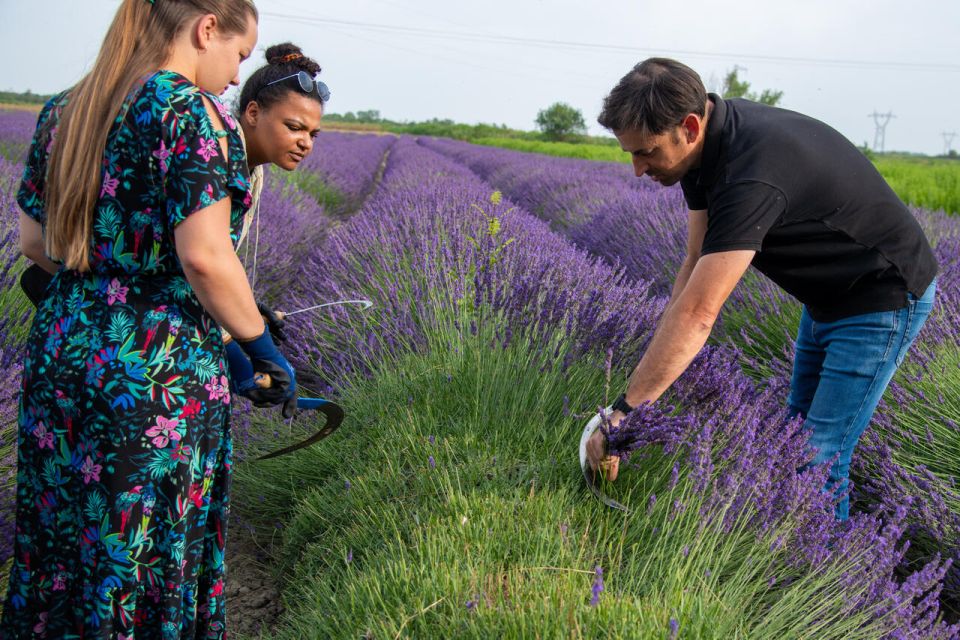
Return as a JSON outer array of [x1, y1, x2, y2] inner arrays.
[[787, 280, 936, 520]]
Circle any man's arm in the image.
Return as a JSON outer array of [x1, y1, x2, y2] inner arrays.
[[660, 208, 707, 319], [623, 249, 755, 406], [587, 248, 756, 479]]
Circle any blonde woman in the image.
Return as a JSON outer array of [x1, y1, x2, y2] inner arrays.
[[2, 0, 299, 636]]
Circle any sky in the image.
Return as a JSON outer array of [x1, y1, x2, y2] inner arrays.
[[2, 0, 959, 155]]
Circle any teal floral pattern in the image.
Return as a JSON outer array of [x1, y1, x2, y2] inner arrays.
[[2, 71, 251, 639]]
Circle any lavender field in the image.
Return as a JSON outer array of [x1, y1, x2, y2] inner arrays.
[[1, 110, 959, 638]]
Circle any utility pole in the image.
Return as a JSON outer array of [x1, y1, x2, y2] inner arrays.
[[942, 131, 957, 156], [868, 111, 895, 153]]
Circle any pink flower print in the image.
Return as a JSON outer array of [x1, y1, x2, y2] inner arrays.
[[100, 171, 119, 198], [106, 278, 128, 305], [33, 611, 48, 634], [213, 99, 237, 129], [146, 416, 181, 448], [197, 137, 219, 162], [52, 570, 67, 591], [171, 441, 192, 463], [153, 140, 172, 174], [205, 375, 230, 404], [80, 455, 102, 484], [34, 423, 54, 450]]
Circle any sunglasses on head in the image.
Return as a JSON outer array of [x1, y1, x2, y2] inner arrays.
[[264, 70, 331, 103]]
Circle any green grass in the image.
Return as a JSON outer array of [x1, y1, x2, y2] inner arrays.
[[0, 256, 35, 348], [871, 345, 960, 493], [474, 137, 627, 163], [231, 290, 917, 639], [874, 156, 960, 213], [272, 166, 345, 214]]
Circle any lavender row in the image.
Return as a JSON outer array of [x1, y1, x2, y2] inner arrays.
[[0, 157, 29, 568], [239, 168, 334, 303], [298, 131, 396, 211], [281, 136, 664, 392], [414, 136, 960, 619], [1, 121, 958, 631], [0, 110, 37, 164], [264, 137, 957, 636]]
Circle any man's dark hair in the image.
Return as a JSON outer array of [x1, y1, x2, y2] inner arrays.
[[598, 58, 707, 134]]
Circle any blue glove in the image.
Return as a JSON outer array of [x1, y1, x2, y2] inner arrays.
[[224, 340, 258, 397], [236, 327, 297, 418]]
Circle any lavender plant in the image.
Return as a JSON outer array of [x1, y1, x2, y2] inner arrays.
[[229, 136, 958, 638]]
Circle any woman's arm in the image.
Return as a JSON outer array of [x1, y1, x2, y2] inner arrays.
[[174, 196, 265, 341], [19, 212, 61, 274]]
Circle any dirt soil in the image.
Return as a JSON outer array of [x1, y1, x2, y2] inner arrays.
[[225, 521, 286, 639]]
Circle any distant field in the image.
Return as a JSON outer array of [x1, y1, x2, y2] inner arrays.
[[874, 155, 960, 214], [473, 137, 626, 163], [0, 103, 41, 112], [474, 137, 960, 214]]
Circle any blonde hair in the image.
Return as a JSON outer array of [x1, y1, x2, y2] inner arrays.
[[44, 0, 258, 271]]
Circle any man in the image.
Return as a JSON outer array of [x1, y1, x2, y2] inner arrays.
[[585, 58, 937, 520]]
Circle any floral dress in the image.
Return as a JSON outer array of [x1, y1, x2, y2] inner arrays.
[[1, 71, 251, 639]]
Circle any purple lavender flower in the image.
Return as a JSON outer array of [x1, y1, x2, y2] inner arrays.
[[669, 618, 680, 639], [428, 456, 436, 469], [589, 565, 604, 606]]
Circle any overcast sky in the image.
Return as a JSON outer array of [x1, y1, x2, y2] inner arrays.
[[3, 0, 959, 155]]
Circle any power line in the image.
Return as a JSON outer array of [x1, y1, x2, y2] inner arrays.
[[262, 11, 960, 73]]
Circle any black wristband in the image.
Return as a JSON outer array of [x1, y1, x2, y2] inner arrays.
[[611, 393, 635, 415]]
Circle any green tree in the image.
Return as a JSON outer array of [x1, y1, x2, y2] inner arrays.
[[535, 102, 587, 141], [721, 67, 783, 106], [356, 109, 382, 122]]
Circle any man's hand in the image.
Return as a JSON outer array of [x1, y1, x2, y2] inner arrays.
[[586, 410, 626, 482]]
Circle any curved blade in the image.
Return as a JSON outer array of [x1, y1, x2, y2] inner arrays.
[[255, 399, 344, 461], [579, 409, 630, 513]]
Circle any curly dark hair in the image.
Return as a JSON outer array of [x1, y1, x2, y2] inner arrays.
[[238, 42, 323, 112]]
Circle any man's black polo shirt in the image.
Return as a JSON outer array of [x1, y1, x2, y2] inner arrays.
[[680, 94, 937, 322]]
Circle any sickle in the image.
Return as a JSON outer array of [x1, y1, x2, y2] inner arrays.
[[250, 373, 345, 461], [579, 409, 630, 512]]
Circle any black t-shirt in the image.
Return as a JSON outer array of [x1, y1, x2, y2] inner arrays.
[[680, 94, 937, 322]]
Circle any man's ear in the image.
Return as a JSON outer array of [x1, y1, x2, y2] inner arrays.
[[243, 101, 261, 128], [681, 113, 702, 144]]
